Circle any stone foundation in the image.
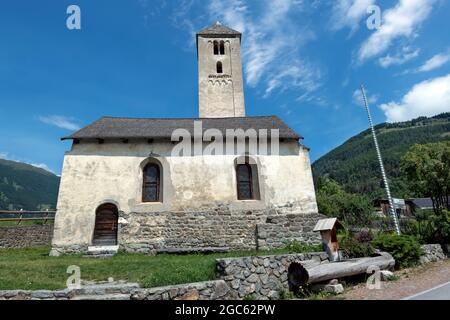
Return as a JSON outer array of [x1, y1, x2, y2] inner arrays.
[[49, 244, 89, 256], [117, 209, 323, 254], [51, 208, 323, 255], [256, 214, 324, 250], [118, 208, 267, 253], [0, 225, 53, 249]]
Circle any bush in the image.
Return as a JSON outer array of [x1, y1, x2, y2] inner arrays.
[[373, 233, 423, 269], [354, 229, 373, 243], [316, 178, 375, 227], [404, 210, 450, 244], [401, 141, 450, 214], [339, 231, 375, 258], [283, 240, 323, 253]]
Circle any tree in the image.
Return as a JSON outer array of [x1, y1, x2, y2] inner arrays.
[[401, 141, 450, 214], [316, 177, 374, 227]]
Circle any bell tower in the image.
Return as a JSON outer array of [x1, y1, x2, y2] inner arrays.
[[196, 22, 246, 118]]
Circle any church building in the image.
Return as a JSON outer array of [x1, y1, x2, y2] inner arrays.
[[51, 23, 321, 255]]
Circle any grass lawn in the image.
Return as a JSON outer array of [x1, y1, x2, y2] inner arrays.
[[0, 246, 302, 291], [0, 221, 54, 227]]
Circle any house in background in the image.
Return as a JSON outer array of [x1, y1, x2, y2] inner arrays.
[[374, 197, 435, 217]]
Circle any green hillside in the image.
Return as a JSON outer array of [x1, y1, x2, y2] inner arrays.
[[0, 159, 60, 210], [312, 112, 450, 200]]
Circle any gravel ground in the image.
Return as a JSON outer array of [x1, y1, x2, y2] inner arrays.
[[329, 259, 450, 300]]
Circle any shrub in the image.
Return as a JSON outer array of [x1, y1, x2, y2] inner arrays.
[[339, 231, 375, 258], [354, 229, 373, 243], [316, 178, 375, 227], [401, 141, 450, 214], [404, 210, 450, 244], [283, 240, 323, 253], [373, 233, 423, 269]]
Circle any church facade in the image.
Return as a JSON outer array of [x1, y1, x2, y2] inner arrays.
[[51, 23, 322, 255]]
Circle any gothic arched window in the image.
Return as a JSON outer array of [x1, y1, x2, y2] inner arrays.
[[236, 163, 254, 200], [217, 61, 223, 74], [219, 41, 225, 55], [213, 41, 219, 55], [143, 163, 161, 202]]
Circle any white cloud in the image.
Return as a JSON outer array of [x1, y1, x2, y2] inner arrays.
[[207, 0, 322, 98], [352, 89, 379, 106], [417, 52, 450, 72], [330, 0, 375, 34], [378, 47, 420, 68], [31, 163, 52, 172], [39, 115, 80, 131], [358, 0, 435, 63], [379, 73, 450, 122], [0, 152, 54, 174], [264, 60, 322, 97]]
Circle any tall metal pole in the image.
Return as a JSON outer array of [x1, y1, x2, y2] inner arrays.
[[360, 85, 401, 235]]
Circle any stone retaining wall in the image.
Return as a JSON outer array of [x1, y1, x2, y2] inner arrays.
[[0, 289, 72, 300], [420, 244, 447, 264], [0, 224, 53, 249], [131, 280, 234, 300], [0, 280, 233, 301], [216, 252, 329, 299]]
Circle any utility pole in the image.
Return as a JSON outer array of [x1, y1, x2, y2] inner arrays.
[[360, 85, 401, 235]]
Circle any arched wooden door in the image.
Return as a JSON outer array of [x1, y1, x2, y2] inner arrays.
[[93, 203, 118, 246]]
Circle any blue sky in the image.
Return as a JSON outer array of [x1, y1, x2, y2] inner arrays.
[[1, 0, 450, 174]]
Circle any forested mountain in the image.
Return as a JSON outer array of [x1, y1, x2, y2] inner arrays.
[[0, 159, 60, 210], [312, 113, 450, 200]]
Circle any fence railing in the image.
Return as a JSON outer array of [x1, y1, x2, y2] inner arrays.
[[0, 210, 56, 225]]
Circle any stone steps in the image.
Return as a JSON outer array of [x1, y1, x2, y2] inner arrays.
[[83, 245, 119, 258], [82, 253, 115, 259]]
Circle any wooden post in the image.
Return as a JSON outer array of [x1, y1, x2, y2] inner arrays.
[[18, 209, 23, 225]]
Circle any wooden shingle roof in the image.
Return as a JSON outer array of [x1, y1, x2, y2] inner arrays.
[[61, 115, 302, 141]]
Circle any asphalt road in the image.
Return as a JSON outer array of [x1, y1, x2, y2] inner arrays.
[[404, 281, 450, 300]]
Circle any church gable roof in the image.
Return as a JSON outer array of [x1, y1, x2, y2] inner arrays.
[[197, 22, 241, 38], [62, 116, 301, 141]]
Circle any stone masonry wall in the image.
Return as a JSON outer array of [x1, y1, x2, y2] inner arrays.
[[119, 208, 267, 253], [0, 280, 233, 301], [131, 280, 234, 300], [256, 213, 324, 250], [0, 225, 53, 249], [420, 244, 447, 264], [117, 208, 323, 254], [216, 252, 329, 299]]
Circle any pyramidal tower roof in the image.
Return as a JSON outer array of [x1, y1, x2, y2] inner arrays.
[[197, 21, 241, 38]]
